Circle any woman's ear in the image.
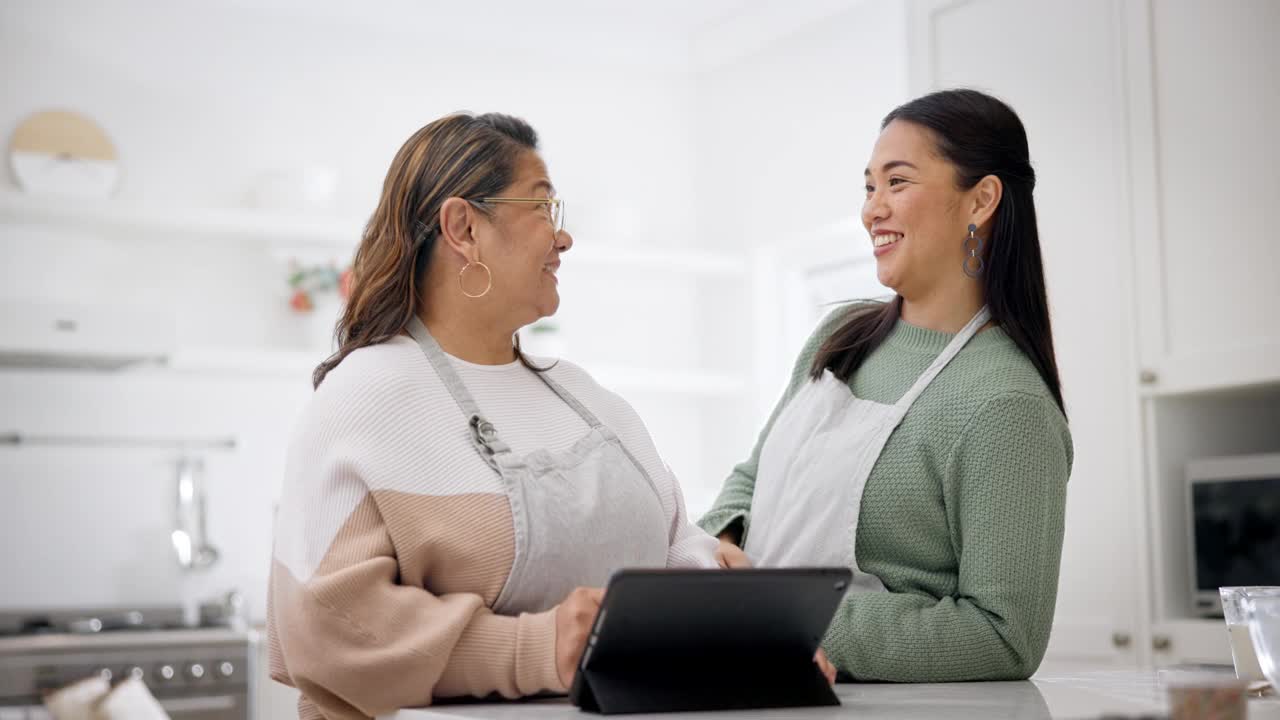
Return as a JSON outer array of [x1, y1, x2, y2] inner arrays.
[[969, 174, 1004, 229], [438, 197, 478, 262]]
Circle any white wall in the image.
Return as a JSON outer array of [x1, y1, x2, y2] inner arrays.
[[17, 0, 1250, 680], [0, 0, 721, 621], [694, 1, 907, 254], [0, 0, 914, 619], [20, 0, 1233, 712]]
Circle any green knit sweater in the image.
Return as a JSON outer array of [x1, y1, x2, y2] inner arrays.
[[699, 305, 1072, 682]]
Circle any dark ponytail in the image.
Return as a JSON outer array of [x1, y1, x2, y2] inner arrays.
[[812, 89, 1066, 417]]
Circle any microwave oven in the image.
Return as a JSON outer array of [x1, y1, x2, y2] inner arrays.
[[1187, 452, 1280, 616]]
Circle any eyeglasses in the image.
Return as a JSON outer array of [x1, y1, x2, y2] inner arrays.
[[473, 197, 565, 235]]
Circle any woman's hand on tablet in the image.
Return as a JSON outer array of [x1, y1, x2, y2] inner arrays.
[[814, 648, 837, 684], [554, 586, 605, 688], [713, 538, 751, 569]]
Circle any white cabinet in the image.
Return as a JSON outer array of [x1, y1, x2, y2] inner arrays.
[[1124, 0, 1280, 669], [1128, 0, 1280, 396]]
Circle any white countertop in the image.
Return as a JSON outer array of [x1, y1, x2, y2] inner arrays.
[[381, 671, 1280, 720]]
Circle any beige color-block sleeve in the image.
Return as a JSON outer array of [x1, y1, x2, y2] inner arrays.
[[268, 492, 564, 720]]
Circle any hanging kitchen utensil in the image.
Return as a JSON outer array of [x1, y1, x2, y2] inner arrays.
[[172, 455, 219, 571]]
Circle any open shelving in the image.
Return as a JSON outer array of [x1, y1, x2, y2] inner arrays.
[[0, 189, 749, 277], [158, 347, 747, 398], [1, 190, 755, 398]]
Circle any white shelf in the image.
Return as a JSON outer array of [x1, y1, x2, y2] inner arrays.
[[591, 366, 746, 398], [159, 346, 746, 398], [163, 348, 325, 377], [0, 188, 362, 249], [566, 245, 747, 277], [0, 189, 749, 277]]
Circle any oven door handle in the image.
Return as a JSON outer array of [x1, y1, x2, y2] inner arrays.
[[158, 694, 239, 713]]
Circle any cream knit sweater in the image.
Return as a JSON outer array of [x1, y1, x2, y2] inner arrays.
[[267, 335, 717, 720]]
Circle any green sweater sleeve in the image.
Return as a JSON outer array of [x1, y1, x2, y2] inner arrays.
[[697, 308, 851, 544], [823, 390, 1071, 681]]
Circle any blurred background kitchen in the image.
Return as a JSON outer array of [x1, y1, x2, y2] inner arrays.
[[1, 0, 1277, 717]]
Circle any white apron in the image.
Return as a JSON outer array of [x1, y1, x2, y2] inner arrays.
[[408, 318, 669, 614], [745, 307, 991, 592]]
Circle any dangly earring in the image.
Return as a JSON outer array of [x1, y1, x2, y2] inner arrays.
[[962, 223, 985, 278]]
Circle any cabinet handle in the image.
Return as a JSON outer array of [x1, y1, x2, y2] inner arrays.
[[1139, 369, 1158, 384], [1111, 632, 1132, 649], [1152, 635, 1171, 651]]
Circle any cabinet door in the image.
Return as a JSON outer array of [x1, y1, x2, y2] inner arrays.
[[1128, 0, 1280, 395], [907, 0, 1146, 668], [1150, 621, 1233, 668]]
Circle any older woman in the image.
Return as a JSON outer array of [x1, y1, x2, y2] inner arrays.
[[266, 113, 724, 719], [702, 89, 1074, 682]]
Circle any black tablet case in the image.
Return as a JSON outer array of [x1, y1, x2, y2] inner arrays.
[[569, 567, 852, 715]]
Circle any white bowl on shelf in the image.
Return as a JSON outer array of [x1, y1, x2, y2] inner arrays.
[[248, 166, 339, 211]]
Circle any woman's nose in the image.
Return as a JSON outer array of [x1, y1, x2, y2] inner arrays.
[[862, 191, 888, 227], [555, 228, 574, 252]]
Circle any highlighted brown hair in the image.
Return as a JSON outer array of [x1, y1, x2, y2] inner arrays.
[[313, 113, 539, 388]]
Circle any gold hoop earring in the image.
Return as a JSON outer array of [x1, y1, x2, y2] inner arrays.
[[458, 261, 493, 298]]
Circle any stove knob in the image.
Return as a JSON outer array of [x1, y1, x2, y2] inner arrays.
[[96, 667, 113, 682], [186, 662, 206, 680], [127, 666, 146, 681], [156, 664, 177, 682], [217, 661, 236, 679]]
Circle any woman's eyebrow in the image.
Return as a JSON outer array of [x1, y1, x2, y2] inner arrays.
[[864, 160, 920, 176]]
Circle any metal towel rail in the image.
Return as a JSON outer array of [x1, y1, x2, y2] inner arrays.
[[0, 431, 237, 450]]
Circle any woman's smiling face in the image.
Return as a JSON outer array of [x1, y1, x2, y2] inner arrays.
[[471, 150, 573, 326], [861, 119, 976, 298]]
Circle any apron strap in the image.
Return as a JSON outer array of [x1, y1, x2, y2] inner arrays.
[[406, 316, 513, 456], [407, 318, 663, 530], [532, 371, 606, 430], [405, 317, 608, 448], [894, 306, 991, 411]]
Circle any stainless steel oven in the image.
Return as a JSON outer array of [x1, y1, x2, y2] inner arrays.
[[0, 608, 253, 719]]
